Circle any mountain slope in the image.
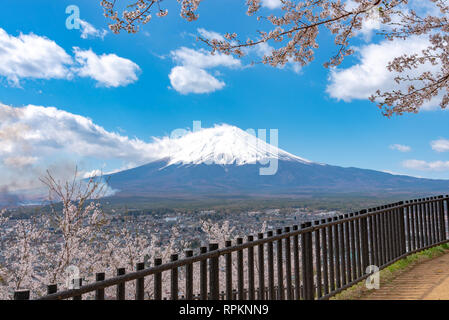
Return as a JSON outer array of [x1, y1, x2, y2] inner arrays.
[[104, 124, 449, 198], [106, 160, 449, 197]]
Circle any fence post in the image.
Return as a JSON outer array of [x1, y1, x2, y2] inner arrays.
[[328, 217, 336, 292], [236, 238, 244, 300], [276, 228, 284, 300], [209, 243, 219, 300], [47, 284, 57, 295], [390, 204, 398, 258], [247, 236, 255, 300], [360, 209, 369, 272], [116, 268, 126, 300], [430, 197, 437, 245], [378, 207, 385, 265], [153, 259, 162, 300], [398, 201, 406, 254], [398, 202, 404, 254], [95, 272, 105, 300], [434, 197, 440, 242], [425, 198, 431, 246], [394, 203, 401, 257], [292, 226, 301, 300], [412, 200, 418, 250], [185, 250, 193, 300], [349, 213, 357, 281], [225, 240, 233, 300], [73, 278, 83, 300], [340, 215, 348, 286], [431, 198, 437, 242], [14, 290, 30, 300], [266, 231, 275, 300], [136, 262, 145, 300], [257, 233, 265, 300], [429, 198, 434, 245], [320, 219, 329, 296], [373, 208, 382, 266], [383, 205, 392, 262], [284, 227, 293, 300], [443, 195, 449, 239], [301, 222, 314, 300], [423, 198, 430, 247], [433, 196, 443, 242], [200, 246, 208, 300], [343, 214, 351, 284], [417, 199, 422, 248], [354, 212, 362, 278], [332, 216, 340, 290], [438, 196, 446, 241], [171, 254, 179, 300], [405, 201, 411, 252], [313, 221, 322, 299], [434, 197, 441, 242]]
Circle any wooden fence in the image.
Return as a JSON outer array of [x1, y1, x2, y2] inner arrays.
[[13, 195, 449, 300]]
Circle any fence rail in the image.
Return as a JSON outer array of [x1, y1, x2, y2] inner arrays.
[[14, 195, 449, 300]]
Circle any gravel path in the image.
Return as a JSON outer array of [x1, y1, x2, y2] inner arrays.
[[361, 252, 449, 300]]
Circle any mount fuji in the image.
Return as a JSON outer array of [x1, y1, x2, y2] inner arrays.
[[105, 125, 449, 198]]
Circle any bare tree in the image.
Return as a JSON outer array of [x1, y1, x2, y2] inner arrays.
[[100, 0, 449, 116], [0, 168, 232, 299]]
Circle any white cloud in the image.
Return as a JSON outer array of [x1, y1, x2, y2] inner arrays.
[[344, 0, 381, 41], [171, 47, 241, 69], [0, 103, 168, 192], [402, 159, 449, 171], [381, 169, 411, 176], [181, 29, 301, 92], [3, 156, 37, 168], [0, 103, 164, 164], [79, 19, 108, 40], [249, 42, 302, 74], [0, 28, 140, 88], [253, 42, 273, 57], [389, 144, 411, 152], [290, 62, 302, 74], [169, 66, 225, 94], [343, 0, 440, 42], [431, 139, 449, 153], [197, 28, 225, 42], [326, 36, 441, 110], [169, 46, 240, 94], [261, 0, 282, 9], [83, 169, 103, 179], [0, 28, 73, 85], [73, 48, 141, 87], [411, 0, 444, 16]]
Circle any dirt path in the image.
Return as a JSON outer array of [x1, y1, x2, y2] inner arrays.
[[361, 252, 449, 300]]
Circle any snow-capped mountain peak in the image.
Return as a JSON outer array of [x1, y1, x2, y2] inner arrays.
[[152, 124, 311, 166], [103, 124, 449, 198]]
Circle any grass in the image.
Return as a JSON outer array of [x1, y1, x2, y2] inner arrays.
[[332, 243, 449, 300]]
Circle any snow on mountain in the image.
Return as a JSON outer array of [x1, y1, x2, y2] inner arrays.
[[152, 124, 311, 166]]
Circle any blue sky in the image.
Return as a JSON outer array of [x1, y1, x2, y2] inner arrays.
[[0, 0, 449, 191]]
